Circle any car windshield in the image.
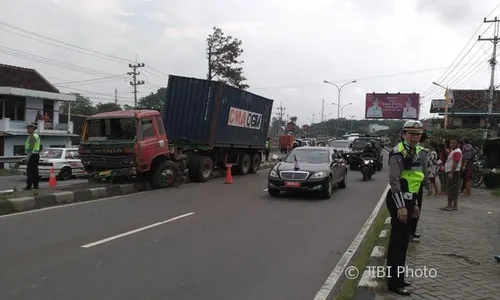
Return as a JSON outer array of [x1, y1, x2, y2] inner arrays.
[[40, 149, 63, 159], [285, 148, 330, 164], [84, 118, 136, 141], [330, 141, 350, 148], [352, 139, 371, 150]]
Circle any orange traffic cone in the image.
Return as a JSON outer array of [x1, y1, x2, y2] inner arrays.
[[225, 165, 233, 184], [49, 166, 57, 188]]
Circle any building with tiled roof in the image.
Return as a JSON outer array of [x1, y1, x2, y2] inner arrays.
[[0, 63, 77, 163], [429, 89, 500, 129]]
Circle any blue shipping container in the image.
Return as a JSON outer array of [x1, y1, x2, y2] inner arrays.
[[164, 75, 274, 148]]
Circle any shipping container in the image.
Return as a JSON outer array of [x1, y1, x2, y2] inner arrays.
[[164, 75, 273, 149]]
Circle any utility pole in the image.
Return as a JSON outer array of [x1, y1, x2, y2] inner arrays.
[[321, 98, 325, 122], [114, 89, 118, 105], [128, 63, 145, 107], [276, 102, 286, 135], [478, 16, 500, 131]]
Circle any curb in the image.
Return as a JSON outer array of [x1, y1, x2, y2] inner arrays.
[[353, 217, 391, 299], [0, 162, 276, 216]]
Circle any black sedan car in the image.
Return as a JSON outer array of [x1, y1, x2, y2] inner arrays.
[[267, 146, 348, 199]]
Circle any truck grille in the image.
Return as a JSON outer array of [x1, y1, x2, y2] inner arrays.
[[80, 154, 136, 171], [279, 171, 309, 180]]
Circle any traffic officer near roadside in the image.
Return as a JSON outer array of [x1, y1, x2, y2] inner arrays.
[[265, 137, 270, 161], [385, 120, 428, 296], [24, 123, 41, 190]]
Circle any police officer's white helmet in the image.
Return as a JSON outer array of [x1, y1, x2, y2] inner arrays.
[[402, 120, 423, 134]]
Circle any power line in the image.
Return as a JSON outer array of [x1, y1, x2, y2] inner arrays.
[[0, 20, 169, 79], [479, 16, 500, 125], [0, 45, 116, 77], [53, 74, 128, 86]]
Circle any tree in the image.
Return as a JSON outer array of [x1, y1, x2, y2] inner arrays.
[[137, 88, 167, 111], [96, 102, 122, 113], [206, 27, 249, 90], [60, 93, 97, 115]]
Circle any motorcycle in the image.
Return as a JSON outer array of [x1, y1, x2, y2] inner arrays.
[[360, 157, 375, 181], [472, 156, 486, 188]]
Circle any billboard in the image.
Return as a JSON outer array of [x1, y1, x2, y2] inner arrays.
[[365, 93, 420, 120]]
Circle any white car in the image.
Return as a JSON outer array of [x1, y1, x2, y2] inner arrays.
[[19, 148, 85, 180]]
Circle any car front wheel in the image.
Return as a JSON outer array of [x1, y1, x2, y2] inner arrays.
[[268, 188, 280, 197], [321, 177, 333, 199]]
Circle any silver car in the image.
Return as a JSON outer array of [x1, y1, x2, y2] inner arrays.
[[19, 148, 85, 180]]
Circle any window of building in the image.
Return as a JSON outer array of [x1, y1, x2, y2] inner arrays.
[[13, 144, 43, 155], [2, 97, 25, 121]]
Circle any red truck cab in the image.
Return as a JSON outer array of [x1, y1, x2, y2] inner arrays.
[[79, 110, 180, 188]]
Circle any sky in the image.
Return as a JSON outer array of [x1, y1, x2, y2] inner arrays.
[[1, 0, 499, 126]]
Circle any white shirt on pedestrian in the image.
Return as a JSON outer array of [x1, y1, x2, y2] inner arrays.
[[445, 148, 462, 173]]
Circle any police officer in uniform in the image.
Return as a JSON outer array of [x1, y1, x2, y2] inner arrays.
[[386, 120, 427, 296], [24, 124, 41, 190]]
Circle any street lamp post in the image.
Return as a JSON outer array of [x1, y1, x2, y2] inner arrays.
[[323, 80, 357, 134], [432, 81, 449, 129], [332, 102, 353, 118]]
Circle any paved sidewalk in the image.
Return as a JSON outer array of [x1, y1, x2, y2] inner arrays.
[[373, 188, 500, 300]]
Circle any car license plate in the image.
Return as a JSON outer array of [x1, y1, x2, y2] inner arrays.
[[284, 181, 300, 188], [98, 170, 112, 176]]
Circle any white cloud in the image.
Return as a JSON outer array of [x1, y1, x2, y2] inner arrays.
[[0, 0, 498, 122]]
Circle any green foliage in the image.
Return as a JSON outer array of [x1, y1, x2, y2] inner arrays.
[[60, 93, 97, 115], [96, 102, 122, 113], [206, 27, 249, 90], [137, 87, 166, 111]]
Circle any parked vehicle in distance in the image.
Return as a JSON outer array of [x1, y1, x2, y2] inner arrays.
[[78, 75, 273, 188], [278, 134, 295, 153], [267, 146, 347, 199], [19, 148, 84, 180], [329, 139, 351, 161]]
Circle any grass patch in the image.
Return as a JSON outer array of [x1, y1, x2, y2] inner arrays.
[[490, 188, 500, 197], [334, 207, 389, 300], [0, 168, 20, 176]]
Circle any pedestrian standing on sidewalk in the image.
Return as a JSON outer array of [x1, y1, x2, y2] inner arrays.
[[442, 139, 462, 211], [264, 137, 270, 161], [24, 124, 41, 190], [461, 139, 476, 196], [385, 120, 425, 296], [426, 142, 440, 196]]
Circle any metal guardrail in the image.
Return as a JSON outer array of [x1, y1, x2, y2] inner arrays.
[[0, 156, 24, 163]]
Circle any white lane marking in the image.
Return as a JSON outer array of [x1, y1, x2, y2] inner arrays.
[[0, 191, 150, 219], [312, 183, 389, 300], [263, 188, 268, 191], [81, 212, 195, 248]]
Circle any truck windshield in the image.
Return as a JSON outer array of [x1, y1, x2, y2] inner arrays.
[[84, 118, 136, 141]]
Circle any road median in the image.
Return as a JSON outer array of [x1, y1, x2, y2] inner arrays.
[[0, 162, 276, 216]]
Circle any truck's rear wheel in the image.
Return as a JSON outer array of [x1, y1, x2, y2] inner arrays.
[[236, 153, 251, 175], [151, 161, 179, 189], [249, 153, 261, 174], [188, 156, 213, 182]]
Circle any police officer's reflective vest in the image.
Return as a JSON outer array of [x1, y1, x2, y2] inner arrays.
[[25, 133, 41, 154], [265, 140, 270, 149], [393, 142, 425, 193]]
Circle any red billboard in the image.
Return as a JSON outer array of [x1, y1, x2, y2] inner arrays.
[[365, 93, 420, 120]]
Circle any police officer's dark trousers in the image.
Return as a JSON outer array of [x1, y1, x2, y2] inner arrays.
[[385, 189, 415, 289], [410, 185, 423, 236], [26, 153, 40, 189], [265, 149, 270, 161]]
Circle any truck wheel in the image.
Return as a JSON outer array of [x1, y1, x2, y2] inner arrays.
[[236, 153, 251, 175], [151, 161, 179, 189], [249, 153, 261, 174], [189, 156, 213, 182]]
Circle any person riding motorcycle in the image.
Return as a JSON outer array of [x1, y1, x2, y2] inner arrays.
[[361, 143, 377, 173]]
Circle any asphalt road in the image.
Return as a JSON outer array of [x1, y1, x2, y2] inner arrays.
[[0, 164, 389, 300]]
